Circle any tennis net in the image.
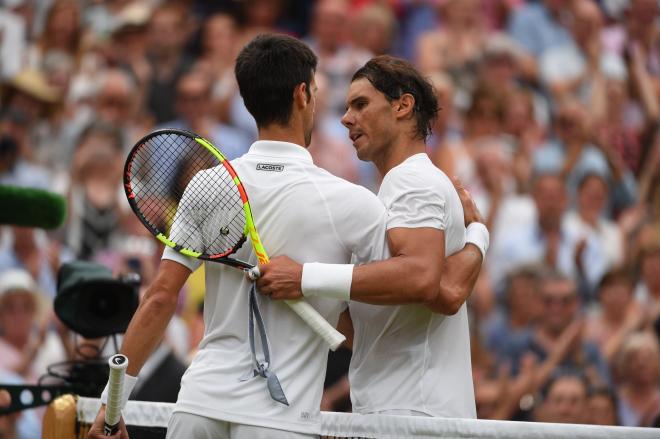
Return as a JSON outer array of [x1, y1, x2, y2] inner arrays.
[[68, 397, 657, 439]]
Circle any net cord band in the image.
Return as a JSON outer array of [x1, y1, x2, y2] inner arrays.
[[77, 397, 659, 439]]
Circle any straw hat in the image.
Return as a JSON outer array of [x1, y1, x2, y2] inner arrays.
[[2, 69, 61, 104]]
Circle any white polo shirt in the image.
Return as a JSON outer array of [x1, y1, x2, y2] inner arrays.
[[349, 153, 476, 418], [163, 141, 387, 433]]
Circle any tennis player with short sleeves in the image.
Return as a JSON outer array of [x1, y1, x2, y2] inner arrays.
[[88, 35, 390, 439], [257, 56, 489, 418]]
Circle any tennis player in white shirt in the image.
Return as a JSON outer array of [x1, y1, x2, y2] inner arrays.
[[87, 35, 391, 439], [257, 56, 489, 419]]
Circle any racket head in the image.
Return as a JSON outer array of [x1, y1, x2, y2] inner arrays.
[[124, 129, 249, 263]]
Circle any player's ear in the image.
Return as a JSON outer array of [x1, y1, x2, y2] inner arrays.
[[394, 93, 415, 120], [293, 82, 308, 109]]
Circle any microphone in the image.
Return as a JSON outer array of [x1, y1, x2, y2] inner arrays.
[[0, 185, 67, 229]]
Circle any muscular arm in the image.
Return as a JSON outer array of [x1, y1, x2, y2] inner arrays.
[[121, 260, 191, 376], [350, 227, 445, 305], [430, 243, 483, 314]]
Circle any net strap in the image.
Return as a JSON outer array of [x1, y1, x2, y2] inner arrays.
[[239, 282, 288, 405], [76, 398, 659, 439]]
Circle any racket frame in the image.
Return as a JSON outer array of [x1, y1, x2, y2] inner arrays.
[[123, 129, 345, 350]]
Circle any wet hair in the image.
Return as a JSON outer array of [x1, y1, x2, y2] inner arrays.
[[351, 55, 438, 140], [235, 34, 317, 127]]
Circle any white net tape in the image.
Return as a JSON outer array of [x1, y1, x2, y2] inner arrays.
[[77, 397, 659, 439]]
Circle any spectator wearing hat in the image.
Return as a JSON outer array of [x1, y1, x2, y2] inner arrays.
[[0, 269, 52, 382]]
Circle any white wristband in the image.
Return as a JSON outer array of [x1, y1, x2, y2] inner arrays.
[[100, 373, 138, 409], [466, 222, 489, 260], [301, 263, 353, 301]]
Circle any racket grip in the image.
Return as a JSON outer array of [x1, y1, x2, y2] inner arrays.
[[284, 299, 346, 351], [104, 354, 128, 436]]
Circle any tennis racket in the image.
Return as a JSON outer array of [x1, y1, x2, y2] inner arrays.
[[123, 129, 345, 350], [104, 354, 128, 436]]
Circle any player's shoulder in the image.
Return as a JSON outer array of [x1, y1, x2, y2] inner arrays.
[[382, 154, 450, 191]]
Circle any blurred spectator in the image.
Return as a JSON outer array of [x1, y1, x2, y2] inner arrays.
[[162, 72, 251, 160], [502, 88, 546, 192], [26, 1, 82, 71], [533, 98, 637, 213], [308, 72, 362, 185], [64, 123, 127, 261], [0, 228, 59, 299], [92, 69, 144, 146], [0, 269, 66, 382], [433, 85, 508, 195], [585, 268, 645, 363], [588, 387, 620, 426], [0, 69, 61, 177], [0, 2, 27, 80], [350, 4, 397, 57], [507, 0, 573, 58], [540, 0, 627, 104], [483, 266, 542, 358], [194, 13, 240, 124], [416, 0, 488, 102], [565, 173, 624, 272], [107, 2, 153, 95], [614, 331, 660, 426], [306, 0, 371, 117], [636, 243, 660, 317], [535, 372, 589, 424], [490, 174, 606, 294], [144, 3, 194, 124], [0, 133, 50, 191], [500, 272, 610, 387]]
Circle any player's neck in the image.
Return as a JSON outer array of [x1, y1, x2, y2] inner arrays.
[[258, 124, 307, 149], [375, 137, 426, 176]]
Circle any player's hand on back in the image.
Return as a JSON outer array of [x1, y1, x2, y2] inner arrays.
[[451, 177, 484, 226], [254, 256, 304, 300]]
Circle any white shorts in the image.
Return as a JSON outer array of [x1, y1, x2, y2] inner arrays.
[[165, 411, 319, 439]]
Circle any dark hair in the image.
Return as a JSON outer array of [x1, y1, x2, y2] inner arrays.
[[577, 172, 608, 192], [598, 267, 634, 292], [235, 34, 317, 127], [351, 55, 438, 140], [541, 370, 589, 400]]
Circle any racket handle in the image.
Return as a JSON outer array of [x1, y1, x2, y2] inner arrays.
[[284, 299, 346, 351], [104, 354, 128, 436]]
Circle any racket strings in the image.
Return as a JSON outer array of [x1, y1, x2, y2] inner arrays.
[[127, 132, 247, 257]]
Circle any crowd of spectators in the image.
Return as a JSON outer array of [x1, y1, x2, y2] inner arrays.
[[0, 0, 658, 437]]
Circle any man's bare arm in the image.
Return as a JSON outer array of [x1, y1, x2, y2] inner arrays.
[[350, 227, 445, 305], [122, 260, 191, 376], [257, 227, 445, 305], [429, 244, 482, 314], [88, 259, 191, 439], [427, 177, 486, 314]]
